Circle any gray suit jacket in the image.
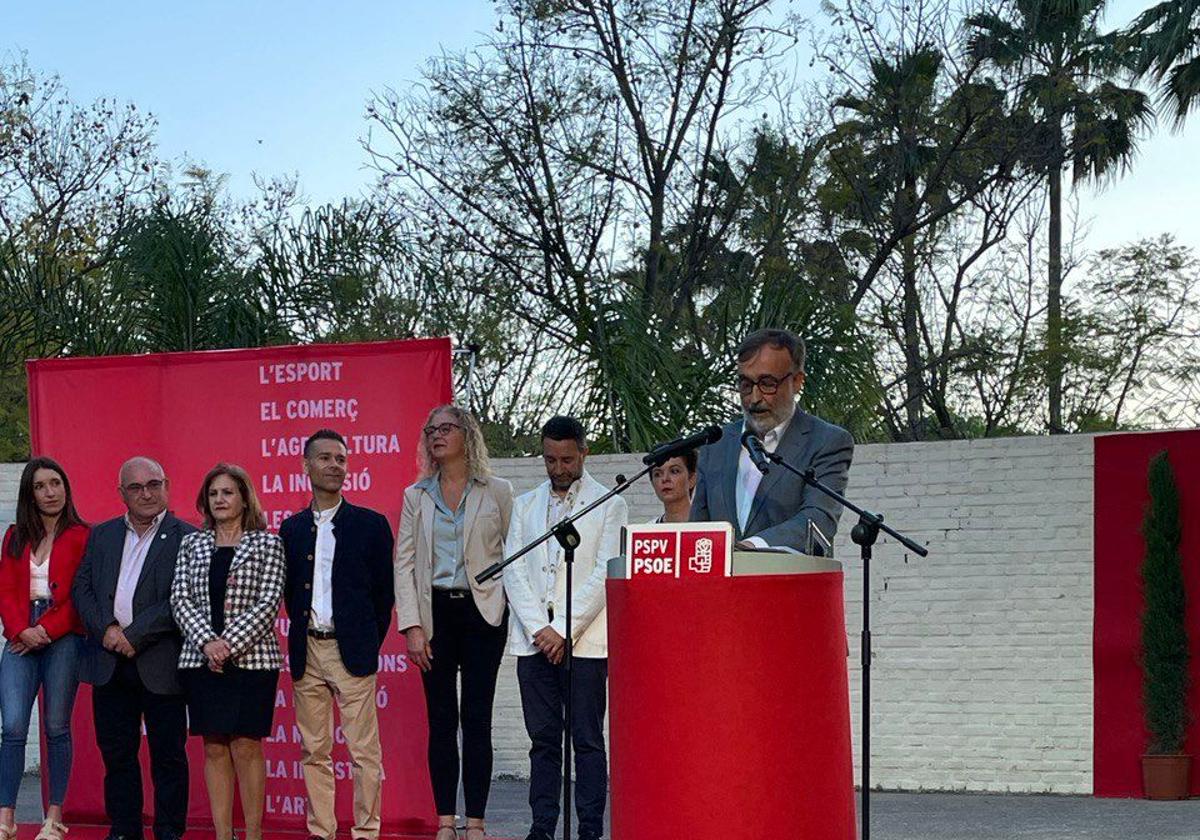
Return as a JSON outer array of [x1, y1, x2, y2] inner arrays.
[[71, 513, 196, 694], [690, 411, 854, 551]]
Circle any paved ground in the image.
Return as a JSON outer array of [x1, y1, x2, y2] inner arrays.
[[16, 774, 1200, 838]]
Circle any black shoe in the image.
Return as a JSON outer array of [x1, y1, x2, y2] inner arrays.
[[525, 832, 553, 840], [155, 832, 184, 840]]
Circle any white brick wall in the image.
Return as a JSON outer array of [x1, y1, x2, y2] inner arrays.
[[837, 436, 1094, 794], [0, 436, 1096, 791], [490, 437, 1095, 794]]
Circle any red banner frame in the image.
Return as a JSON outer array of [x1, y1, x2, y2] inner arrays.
[[27, 338, 452, 834]]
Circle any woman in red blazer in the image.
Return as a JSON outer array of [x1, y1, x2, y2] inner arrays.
[[0, 457, 89, 840]]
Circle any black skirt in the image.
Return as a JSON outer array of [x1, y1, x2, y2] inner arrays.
[[181, 665, 279, 738]]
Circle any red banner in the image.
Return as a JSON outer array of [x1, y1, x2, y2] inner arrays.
[[27, 339, 452, 834], [1094, 429, 1200, 797]]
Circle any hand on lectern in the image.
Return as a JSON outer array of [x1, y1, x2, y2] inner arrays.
[[534, 625, 565, 665]]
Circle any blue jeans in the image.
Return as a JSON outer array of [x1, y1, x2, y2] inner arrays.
[[0, 600, 82, 807]]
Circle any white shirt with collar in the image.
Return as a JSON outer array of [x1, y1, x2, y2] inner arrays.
[[737, 407, 796, 548], [114, 509, 167, 628], [311, 498, 343, 631]]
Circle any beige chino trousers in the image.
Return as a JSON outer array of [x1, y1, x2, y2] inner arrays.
[[293, 636, 383, 840]]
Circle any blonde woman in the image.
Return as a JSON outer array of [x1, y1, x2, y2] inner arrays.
[[170, 464, 284, 840], [395, 405, 513, 840]]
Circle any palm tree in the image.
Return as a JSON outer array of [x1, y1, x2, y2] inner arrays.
[[825, 45, 946, 439], [822, 44, 1022, 440], [967, 0, 1153, 433], [1128, 0, 1200, 126]]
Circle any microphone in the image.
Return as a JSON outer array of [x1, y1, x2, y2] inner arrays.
[[642, 425, 723, 466], [741, 430, 771, 475]]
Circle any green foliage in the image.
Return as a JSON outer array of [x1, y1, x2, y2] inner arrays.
[[967, 0, 1153, 434], [1128, 0, 1200, 127], [1141, 451, 1190, 755], [1058, 236, 1200, 430], [1, 10, 1197, 458], [113, 201, 290, 351], [0, 373, 29, 462]]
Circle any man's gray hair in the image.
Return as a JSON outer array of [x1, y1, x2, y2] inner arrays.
[[736, 328, 806, 373], [119, 456, 166, 485]]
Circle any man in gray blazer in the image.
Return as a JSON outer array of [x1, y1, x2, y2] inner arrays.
[[72, 457, 196, 840], [691, 328, 854, 551]]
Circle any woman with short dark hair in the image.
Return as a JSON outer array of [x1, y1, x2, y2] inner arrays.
[[170, 463, 284, 840], [0, 458, 89, 840], [650, 451, 698, 524]]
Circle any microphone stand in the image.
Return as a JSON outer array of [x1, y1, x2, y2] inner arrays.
[[759, 449, 928, 840], [476, 464, 656, 840]]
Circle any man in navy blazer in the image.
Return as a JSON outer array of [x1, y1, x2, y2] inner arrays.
[[691, 328, 854, 552], [279, 429, 394, 840], [72, 457, 196, 840]]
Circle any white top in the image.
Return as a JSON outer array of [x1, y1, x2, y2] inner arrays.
[[737, 410, 795, 547], [503, 471, 627, 659], [311, 499, 342, 631], [115, 510, 166, 627], [29, 552, 51, 600]]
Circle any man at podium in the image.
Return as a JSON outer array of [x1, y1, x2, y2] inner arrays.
[[690, 328, 854, 552]]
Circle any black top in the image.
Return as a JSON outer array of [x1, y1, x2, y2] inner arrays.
[[209, 546, 236, 635], [279, 500, 395, 680]]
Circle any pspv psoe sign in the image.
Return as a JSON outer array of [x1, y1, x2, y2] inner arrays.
[[623, 522, 733, 579]]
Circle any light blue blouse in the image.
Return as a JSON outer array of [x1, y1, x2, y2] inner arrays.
[[420, 475, 472, 591]]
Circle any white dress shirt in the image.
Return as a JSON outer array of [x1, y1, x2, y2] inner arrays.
[[737, 410, 795, 547], [311, 499, 342, 631], [115, 510, 166, 627]]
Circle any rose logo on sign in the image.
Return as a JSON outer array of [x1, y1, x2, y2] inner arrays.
[[688, 538, 714, 574]]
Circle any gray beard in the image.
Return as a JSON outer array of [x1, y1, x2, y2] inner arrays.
[[743, 410, 770, 435], [743, 401, 796, 436]]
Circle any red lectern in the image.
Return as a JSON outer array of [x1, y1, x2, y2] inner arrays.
[[607, 523, 857, 839]]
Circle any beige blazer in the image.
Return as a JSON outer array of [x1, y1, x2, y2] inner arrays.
[[394, 473, 514, 640]]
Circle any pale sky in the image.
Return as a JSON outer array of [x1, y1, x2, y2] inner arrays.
[[4, 0, 1195, 253]]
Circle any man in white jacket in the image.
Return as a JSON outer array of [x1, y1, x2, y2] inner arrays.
[[503, 416, 627, 840]]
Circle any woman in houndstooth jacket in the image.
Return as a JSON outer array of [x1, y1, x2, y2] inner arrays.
[[170, 464, 284, 840]]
